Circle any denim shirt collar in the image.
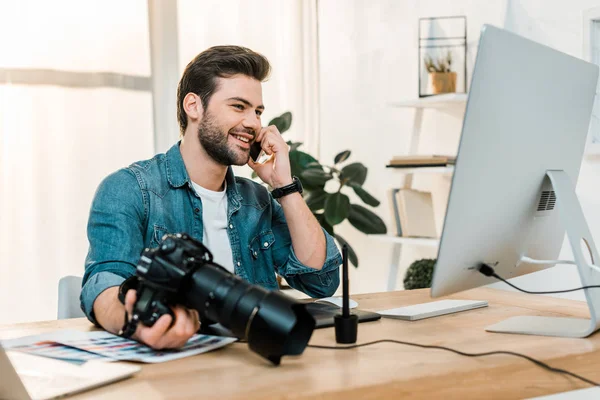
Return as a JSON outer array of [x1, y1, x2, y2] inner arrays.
[[165, 142, 243, 207]]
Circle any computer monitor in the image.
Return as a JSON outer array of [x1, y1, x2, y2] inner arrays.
[[430, 25, 599, 338]]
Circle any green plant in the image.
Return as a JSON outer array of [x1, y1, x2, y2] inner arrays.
[[403, 258, 436, 290], [424, 51, 453, 73], [254, 111, 387, 267]]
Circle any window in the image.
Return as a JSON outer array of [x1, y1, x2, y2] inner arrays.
[[0, 0, 153, 324]]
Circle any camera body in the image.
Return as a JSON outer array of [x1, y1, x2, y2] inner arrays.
[[119, 233, 212, 327], [119, 233, 315, 365]]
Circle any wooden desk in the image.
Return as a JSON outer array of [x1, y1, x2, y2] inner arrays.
[[2, 288, 600, 399]]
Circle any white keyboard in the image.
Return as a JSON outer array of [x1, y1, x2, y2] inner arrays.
[[378, 299, 488, 321]]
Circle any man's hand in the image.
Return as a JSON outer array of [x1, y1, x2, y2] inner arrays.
[[123, 289, 200, 350], [248, 125, 293, 188]]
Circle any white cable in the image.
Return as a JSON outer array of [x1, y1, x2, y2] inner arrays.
[[519, 256, 600, 274]]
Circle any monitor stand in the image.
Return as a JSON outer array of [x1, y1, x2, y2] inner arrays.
[[486, 170, 600, 338]]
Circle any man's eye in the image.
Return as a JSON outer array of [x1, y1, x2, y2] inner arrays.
[[256, 110, 262, 116], [233, 104, 244, 110]]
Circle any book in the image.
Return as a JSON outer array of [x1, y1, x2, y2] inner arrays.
[[388, 188, 403, 236], [395, 189, 437, 238], [386, 163, 453, 168], [388, 154, 456, 166]]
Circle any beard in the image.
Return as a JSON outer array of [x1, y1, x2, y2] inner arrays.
[[197, 111, 254, 166]]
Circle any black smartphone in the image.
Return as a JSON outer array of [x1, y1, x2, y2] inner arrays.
[[250, 140, 263, 163]]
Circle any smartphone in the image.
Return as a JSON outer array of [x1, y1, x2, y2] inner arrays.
[[250, 140, 272, 164], [250, 140, 263, 162]]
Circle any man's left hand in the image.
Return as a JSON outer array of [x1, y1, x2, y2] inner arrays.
[[248, 125, 293, 188]]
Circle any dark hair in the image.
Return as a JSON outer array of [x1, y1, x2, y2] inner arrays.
[[176, 45, 271, 135]]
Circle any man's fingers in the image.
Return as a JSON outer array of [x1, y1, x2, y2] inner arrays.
[[136, 313, 173, 349], [154, 307, 196, 349], [255, 127, 267, 144], [170, 307, 197, 337], [185, 309, 201, 333], [127, 302, 198, 349], [261, 130, 286, 154]]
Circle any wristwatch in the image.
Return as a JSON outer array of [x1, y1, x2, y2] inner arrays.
[[271, 176, 303, 199]]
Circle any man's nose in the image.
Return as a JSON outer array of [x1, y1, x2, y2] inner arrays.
[[242, 112, 261, 133]]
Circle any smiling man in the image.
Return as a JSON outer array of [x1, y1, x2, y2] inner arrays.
[[80, 45, 342, 349]]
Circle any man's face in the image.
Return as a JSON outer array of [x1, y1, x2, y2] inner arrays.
[[198, 75, 264, 166]]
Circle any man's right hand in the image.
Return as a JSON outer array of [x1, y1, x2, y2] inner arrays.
[[93, 287, 200, 350]]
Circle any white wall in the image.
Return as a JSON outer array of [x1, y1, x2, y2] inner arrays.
[[318, 0, 600, 299]]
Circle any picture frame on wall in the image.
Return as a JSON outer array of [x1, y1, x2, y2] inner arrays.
[[419, 16, 467, 97], [583, 7, 600, 155]]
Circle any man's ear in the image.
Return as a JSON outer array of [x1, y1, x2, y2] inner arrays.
[[183, 93, 204, 123]]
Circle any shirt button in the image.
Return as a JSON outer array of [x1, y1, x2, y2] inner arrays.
[[237, 261, 241, 266], [229, 224, 233, 229], [194, 208, 200, 213], [253, 251, 258, 256], [263, 242, 269, 248]]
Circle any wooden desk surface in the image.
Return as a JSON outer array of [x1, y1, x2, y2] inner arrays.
[[2, 288, 600, 399]]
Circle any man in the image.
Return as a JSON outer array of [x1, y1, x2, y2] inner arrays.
[[80, 45, 342, 349]]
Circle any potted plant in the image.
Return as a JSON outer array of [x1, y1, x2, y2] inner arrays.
[[256, 112, 387, 267], [403, 258, 436, 290], [424, 51, 456, 94]]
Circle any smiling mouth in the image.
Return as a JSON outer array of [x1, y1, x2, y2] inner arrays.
[[230, 133, 253, 150], [232, 134, 250, 143]]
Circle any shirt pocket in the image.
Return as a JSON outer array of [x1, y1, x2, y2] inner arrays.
[[249, 230, 275, 259], [150, 224, 169, 248], [248, 230, 277, 287]]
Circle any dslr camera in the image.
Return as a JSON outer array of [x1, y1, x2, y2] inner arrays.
[[118, 233, 315, 365]]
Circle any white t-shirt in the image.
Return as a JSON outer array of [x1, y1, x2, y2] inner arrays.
[[191, 181, 235, 274]]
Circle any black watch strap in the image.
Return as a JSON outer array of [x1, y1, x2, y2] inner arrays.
[[271, 176, 303, 199], [118, 311, 139, 338]]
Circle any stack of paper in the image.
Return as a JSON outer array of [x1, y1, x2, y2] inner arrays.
[[1, 330, 237, 364]]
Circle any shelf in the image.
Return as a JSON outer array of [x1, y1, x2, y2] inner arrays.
[[386, 165, 454, 174], [368, 235, 439, 247], [389, 93, 467, 109]]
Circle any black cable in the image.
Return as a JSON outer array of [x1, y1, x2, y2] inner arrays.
[[301, 263, 600, 387], [308, 339, 599, 387], [478, 263, 600, 295]]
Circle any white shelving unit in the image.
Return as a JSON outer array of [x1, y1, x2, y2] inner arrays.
[[389, 93, 467, 110], [368, 235, 439, 247], [375, 93, 466, 291]]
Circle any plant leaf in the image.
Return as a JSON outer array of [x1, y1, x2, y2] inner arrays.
[[306, 190, 329, 211], [347, 204, 387, 234], [339, 162, 367, 186], [287, 141, 303, 152], [289, 150, 319, 171], [289, 150, 325, 190], [301, 169, 332, 187], [324, 192, 350, 226], [348, 182, 380, 207], [268, 111, 292, 133], [334, 150, 351, 164], [251, 171, 258, 179], [315, 213, 334, 236], [334, 234, 358, 267]]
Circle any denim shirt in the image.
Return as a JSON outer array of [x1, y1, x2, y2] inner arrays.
[[81, 142, 342, 324]]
